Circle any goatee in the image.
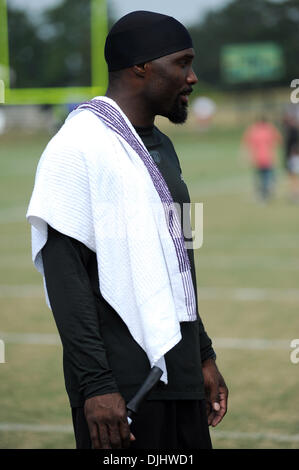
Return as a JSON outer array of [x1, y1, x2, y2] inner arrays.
[[167, 96, 188, 124]]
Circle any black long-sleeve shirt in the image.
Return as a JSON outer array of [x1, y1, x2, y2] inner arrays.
[[42, 124, 215, 407]]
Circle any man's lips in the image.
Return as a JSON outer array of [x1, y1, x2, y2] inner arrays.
[[179, 88, 193, 104], [180, 94, 189, 104]]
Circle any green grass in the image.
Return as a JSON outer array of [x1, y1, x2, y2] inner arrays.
[[0, 124, 298, 449]]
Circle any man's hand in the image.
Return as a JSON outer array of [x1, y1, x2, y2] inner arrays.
[[84, 392, 136, 449], [202, 358, 228, 427]]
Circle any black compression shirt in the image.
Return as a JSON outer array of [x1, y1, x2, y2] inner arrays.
[[42, 124, 215, 407]]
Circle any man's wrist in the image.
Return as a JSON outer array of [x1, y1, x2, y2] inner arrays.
[[84, 384, 120, 401], [202, 353, 217, 366]]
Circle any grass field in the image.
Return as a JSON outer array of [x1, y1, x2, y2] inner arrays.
[[0, 121, 298, 449]]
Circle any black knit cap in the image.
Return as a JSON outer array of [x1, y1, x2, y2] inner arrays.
[[105, 10, 193, 72]]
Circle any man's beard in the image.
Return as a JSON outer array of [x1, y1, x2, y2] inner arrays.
[[167, 95, 188, 124]]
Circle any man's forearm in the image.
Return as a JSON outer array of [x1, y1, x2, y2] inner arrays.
[[198, 316, 216, 362]]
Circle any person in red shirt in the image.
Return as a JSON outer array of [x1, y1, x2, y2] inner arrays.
[[242, 117, 282, 202]]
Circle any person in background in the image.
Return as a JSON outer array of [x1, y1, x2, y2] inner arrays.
[[241, 116, 282, 202]]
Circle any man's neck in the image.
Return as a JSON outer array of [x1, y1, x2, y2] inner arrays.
[[105, 89, 155, 128]]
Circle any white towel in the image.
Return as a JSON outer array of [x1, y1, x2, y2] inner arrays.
[[26, 96, 197, 383]]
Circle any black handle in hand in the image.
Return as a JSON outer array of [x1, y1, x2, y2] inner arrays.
[[127, 366, 163, 419]]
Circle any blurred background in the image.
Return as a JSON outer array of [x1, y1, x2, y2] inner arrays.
[[0, 0, 299, 449]]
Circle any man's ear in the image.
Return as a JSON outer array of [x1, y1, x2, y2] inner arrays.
[[132, 63, 149, 78]]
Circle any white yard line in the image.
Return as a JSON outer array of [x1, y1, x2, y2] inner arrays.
[[211, 430, 299, 443], [1, 285, 299, 302], [198, 287, 299, 302], [0, 332, 61, 345], [0, 285, 43, 297], [213, 338, 291, 350], [196, 256, 299, 271], [3, 254, 299, 271], [0, 423, 298, 444], [0, 332, 292, 350], [0, 423, 72, 433]]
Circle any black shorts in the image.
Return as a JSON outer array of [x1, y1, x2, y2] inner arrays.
[[71, 399, 212, 450]]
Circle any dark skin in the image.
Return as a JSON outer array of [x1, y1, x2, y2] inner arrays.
[[202, 358, 228, 427], [106, 48, 198, 127], [84, 48, 228, 449]]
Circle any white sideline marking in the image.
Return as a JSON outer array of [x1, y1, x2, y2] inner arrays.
[[0, 332, 291, 350], [4, 254, 299, 270], [0, 423, 298, 444], [0, 285, 43, 298], [211, 430, 299, 443], [197, 257, 299, 271], [213, 338, 290, 350], [0, 332, 61, 345], [199, 287, 299, 302], [0, 423, 72, 433], [1, 285, 299, 302]]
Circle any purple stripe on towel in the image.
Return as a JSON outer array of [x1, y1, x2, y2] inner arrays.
[[75, 99, 196, 319]]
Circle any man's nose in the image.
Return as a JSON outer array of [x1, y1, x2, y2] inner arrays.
[[187, 68, 198, 85]]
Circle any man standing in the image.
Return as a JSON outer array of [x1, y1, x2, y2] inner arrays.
[[241, 117, 281, 202], [27, 11, 228, 449]]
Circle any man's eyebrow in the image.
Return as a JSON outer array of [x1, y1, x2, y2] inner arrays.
[[176, 53, 195, 60]]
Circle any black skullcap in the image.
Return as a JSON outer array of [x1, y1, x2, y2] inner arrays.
[[105, 10, 193, 72]]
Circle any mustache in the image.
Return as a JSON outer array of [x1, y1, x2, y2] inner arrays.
[[179, 87, 193, 96]]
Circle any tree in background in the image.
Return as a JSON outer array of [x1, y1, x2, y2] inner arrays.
[[6, 0, 299, 91], [189, 0, 299, 90], [8, 0, 91, 89], [7, 8, 44, 88], [41, 0, 91, 87]]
